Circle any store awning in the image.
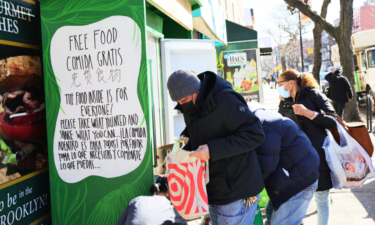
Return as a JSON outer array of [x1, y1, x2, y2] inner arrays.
[[187, 0, 203, 11], [147, 0, 196, 30], [260, 47, 273, 56], [226, 20, 257, 43], [192, 0, 227, 44]]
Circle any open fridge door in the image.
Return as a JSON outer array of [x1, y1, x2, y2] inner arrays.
[[160, 39, 217, 144]]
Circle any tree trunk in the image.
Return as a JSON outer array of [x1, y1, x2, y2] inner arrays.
[[282, 56, 287, 71], [338, 0, 361, 122], [312, 24, 322, 84]]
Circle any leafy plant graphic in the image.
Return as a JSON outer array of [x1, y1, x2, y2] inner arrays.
[[41, 1, 152, 224], [56, 181, 87, 225]]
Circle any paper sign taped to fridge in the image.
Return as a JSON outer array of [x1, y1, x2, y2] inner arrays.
[[50, 16, 147, 183]]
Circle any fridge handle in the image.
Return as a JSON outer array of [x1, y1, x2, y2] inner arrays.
[[148, 59, 158, 168]]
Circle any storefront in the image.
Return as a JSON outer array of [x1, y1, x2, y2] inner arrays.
[[0, 1, 245, 224], [37, 0, 219, 224]]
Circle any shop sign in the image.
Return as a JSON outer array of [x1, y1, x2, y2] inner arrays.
[[227, 53, 247, 67], [40, 0, 153, 224], [0, 0, 51, 224]]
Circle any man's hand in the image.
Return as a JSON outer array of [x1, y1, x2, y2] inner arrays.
[[189, 144, 210, 161], [292, 104, 315, 118], [349, 98, 352, 101], [179, 137, 189, 145]]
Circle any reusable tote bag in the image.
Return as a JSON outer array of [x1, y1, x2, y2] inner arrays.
[[323, 120, 375, 188], [155, 140, 210, 220]]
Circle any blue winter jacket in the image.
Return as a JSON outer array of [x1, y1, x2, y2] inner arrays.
[[248, 102, 320, 210]]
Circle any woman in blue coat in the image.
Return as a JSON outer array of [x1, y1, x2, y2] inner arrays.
[[248, 101, 320, 225]]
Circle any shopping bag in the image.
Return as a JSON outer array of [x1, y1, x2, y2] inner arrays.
[[155, 140, 210, 220], [323, 120, 375, 188], [326, 112, 373, 157], [258, 188, 269, 208], [252, 205, 264, 225]]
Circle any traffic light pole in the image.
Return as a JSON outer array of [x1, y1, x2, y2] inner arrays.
[[299, 11, 304, 72]]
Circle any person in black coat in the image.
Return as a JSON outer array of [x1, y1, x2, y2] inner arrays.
[[278, 69, 336, 225], [325, 66, 353, 118], [167, 70, 265, 225], [248, 101, 319, 225]]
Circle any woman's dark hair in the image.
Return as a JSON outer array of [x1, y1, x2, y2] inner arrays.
[[149, 177, 169, 194]]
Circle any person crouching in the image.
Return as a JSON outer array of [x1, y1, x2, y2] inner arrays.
[[248, 101, 320, 225]]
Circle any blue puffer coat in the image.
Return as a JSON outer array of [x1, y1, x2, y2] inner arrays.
[[248, 102, 320, 210]]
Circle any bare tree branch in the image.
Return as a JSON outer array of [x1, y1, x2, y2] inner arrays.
[[283, 0, 337, 38]]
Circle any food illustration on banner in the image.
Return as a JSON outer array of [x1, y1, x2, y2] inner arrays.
[[0, 55, 48, 184]]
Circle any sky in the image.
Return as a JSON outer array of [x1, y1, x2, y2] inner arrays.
[[243, 0, 368, 43]]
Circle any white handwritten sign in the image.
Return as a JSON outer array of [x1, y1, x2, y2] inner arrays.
[[50, 16, 146, 183]]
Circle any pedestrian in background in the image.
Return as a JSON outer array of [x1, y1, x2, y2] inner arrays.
[[278, 69, 337, 225], [248, 101, 319, 225], [325, 66, 353, 118], [167, 70, 265, 225]]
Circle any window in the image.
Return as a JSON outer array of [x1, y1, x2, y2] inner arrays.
[[368, 50, 375, 68], [362, 52, 368, 70]]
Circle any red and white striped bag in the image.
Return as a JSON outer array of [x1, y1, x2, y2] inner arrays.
[[155, 140, 210, 220]]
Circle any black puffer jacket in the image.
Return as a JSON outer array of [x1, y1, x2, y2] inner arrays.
[[177, 71, 265, 205], [278, 86, 336, 191], [325, 71, 353, 102]]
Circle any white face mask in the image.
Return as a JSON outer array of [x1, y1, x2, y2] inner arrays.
[[277, 81, 292, 98]]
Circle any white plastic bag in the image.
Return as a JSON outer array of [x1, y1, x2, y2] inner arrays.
[[323, 120, 375, 188], [155, 140, 209, 220]]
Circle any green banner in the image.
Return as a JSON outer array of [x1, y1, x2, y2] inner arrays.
[[0, 1, 51, 224], [40, 0, 153, 224], [0, 0, 39, 48]]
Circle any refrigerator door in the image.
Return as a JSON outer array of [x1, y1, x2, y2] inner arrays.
[[160, 39, 217, 144]]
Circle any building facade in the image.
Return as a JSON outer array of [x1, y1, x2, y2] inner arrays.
[[352, 6, 375, 33], [218, 0, 245, 26]]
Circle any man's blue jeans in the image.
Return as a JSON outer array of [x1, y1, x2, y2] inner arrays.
[[265, 180, 318, 225], [209, 194, 260, 225]]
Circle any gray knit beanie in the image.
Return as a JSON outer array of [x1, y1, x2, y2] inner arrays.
[[167, 69, 201, 101]]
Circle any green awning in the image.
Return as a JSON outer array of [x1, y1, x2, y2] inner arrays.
[[226, 20, 257, 43]]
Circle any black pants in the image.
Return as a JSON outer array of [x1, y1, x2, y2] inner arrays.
[[332, 101, 346, 118]]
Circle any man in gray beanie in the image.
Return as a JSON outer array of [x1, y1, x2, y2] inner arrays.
[[167, 69, 265, 225]]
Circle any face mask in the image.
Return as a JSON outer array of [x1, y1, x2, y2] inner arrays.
[[180, 100, 197, 116], [278, 81, 291, 98]]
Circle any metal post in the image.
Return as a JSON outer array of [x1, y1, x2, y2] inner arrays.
[[368, 94, 373, 132], [299, 11, 304, 72]]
